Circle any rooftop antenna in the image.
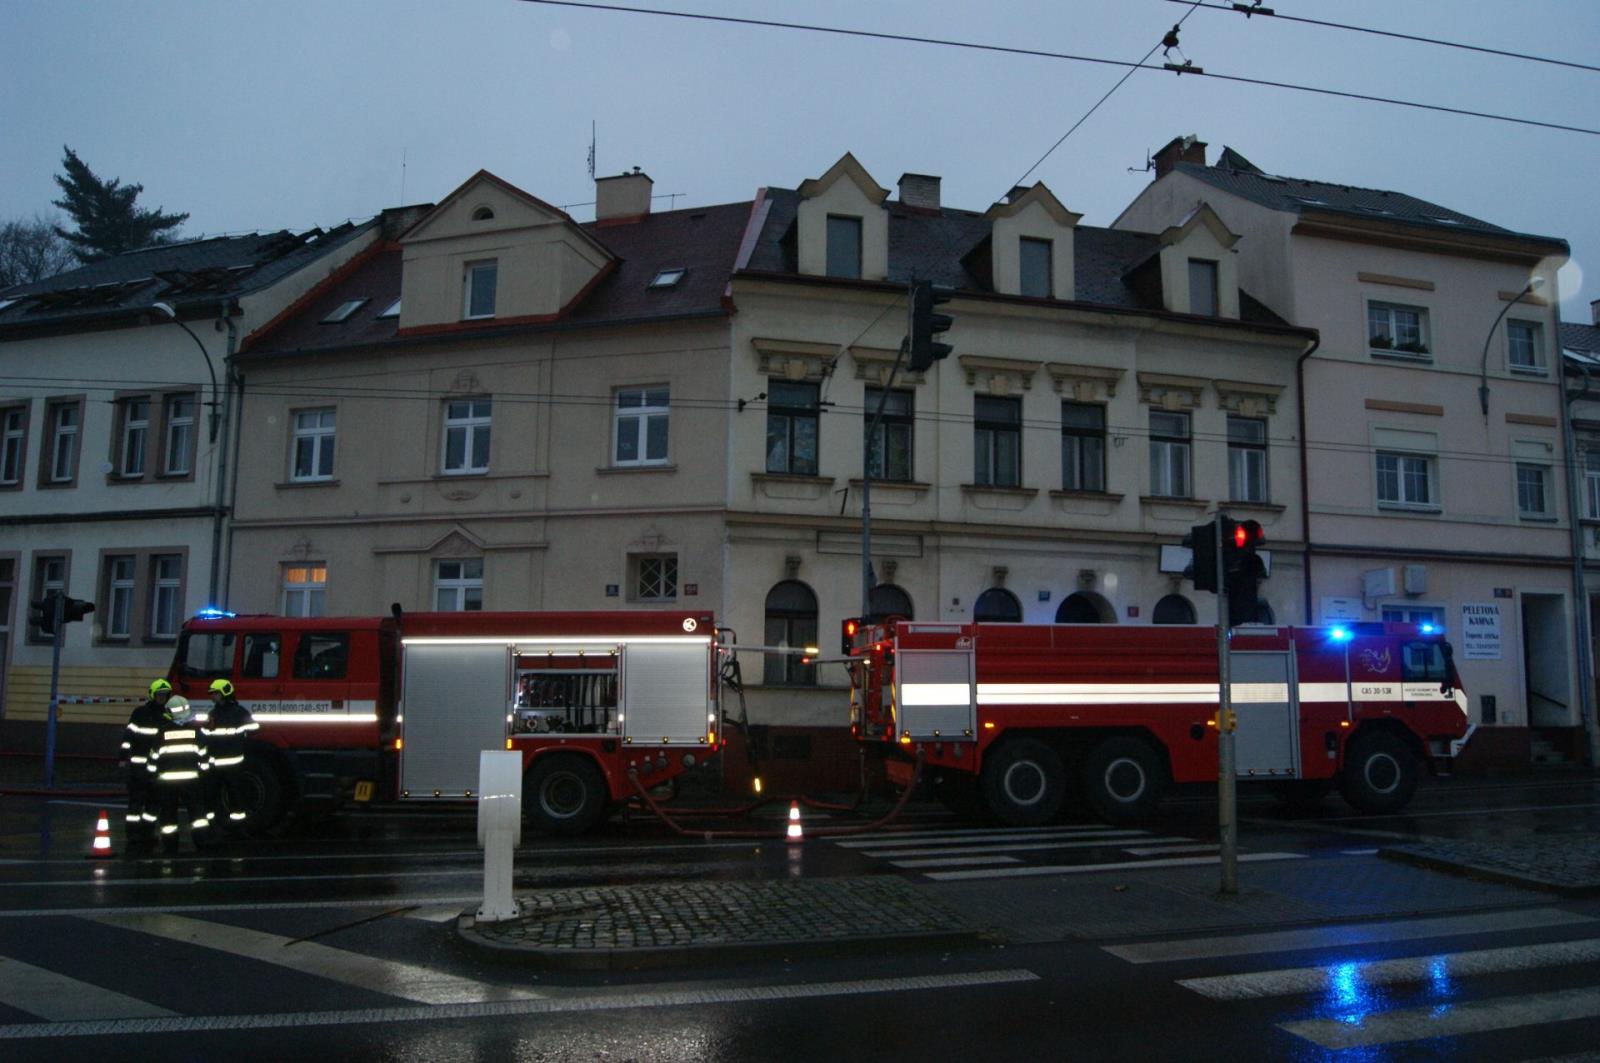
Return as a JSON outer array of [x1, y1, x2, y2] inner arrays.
[[587, 121, 596, 180], [1128, 150, 1153, 174], [400, 147, 407, 205]]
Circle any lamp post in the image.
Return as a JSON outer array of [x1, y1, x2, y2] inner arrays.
[[1479, 275, 1545, 420], [151, 301, 220, 441]]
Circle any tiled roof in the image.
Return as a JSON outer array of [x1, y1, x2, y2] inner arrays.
[[0, 224, 373, 333], [1175, 156, 1567, 250], [1561, 321, 1600, 355], [242, 201, 753, 359]]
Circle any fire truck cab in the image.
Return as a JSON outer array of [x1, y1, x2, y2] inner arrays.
[[170, 609, 723, 835], [847, 620, 1470, 825]]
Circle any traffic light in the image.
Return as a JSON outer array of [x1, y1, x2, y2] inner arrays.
[[1223, 519, 1266, 625], [1183, 517, 1233, 593], [30, 593, 59, 637], [907, 280, 954, 372], [61, 596, 95, 625], [841, 617, 861, 655]]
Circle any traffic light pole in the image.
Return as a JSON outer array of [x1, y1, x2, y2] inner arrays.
[[861, 316, 912, 618], [43, 593, 64, 790], [1215, 516, 1239, 895]]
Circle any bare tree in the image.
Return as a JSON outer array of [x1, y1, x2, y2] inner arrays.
[[0, 214, 77, 289]]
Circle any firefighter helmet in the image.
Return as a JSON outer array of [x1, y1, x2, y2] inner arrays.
[[149, 678, 173, 697], [209, 679, 234, 698], [166, 695, 192, 722]]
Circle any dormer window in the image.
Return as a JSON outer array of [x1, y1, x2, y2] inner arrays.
[[1020, 237, 1053, 299], [826, 215, 862, 279], [471, 206, 495, 221], [463, 260, 497, 320], [1188, 259, 1219, 317], [649, 268, 686, 289], [321, 298, 369, 323], [377, 298, 401, 318]]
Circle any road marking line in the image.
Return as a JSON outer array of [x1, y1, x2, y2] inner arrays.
[[404, 907, 465, 924], [835, 826, 1147, 846], [0, 956, 176, 1021], [1180, 937, 1600, 1000], [925, 852, 1305, 881], [0, 968, 1041, 1040], [80, 912, 541, 1004], [889, 855, 1024, 869], [1122, 844, 1219, 857], [1105, 907, 1593, 964], [864, 837, 1195, 859], [1341, 848, 1380, 855], [1279, 986, 1600, 1050]]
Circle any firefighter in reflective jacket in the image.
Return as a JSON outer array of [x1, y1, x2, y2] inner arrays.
[[203, 679, 258, 832], [147, 695, 213, 852], [119, 678, 171, 847]]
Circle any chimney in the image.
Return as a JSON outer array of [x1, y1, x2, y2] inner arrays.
[[380, 203, 433, 240], [1005, 185, 1031, 204], [898, 173, 941, 212], [595, 167, 653, 222], [1591, 298, 1599, 326], [1152, 135, 1207, 180]]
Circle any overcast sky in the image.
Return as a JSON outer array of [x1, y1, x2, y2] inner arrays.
[[4, 0, 1597, 316]]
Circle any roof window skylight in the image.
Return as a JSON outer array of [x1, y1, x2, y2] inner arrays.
[[378, 298, 401, 318], [649, 268, 687, 289], [322, 298, 369, 323]]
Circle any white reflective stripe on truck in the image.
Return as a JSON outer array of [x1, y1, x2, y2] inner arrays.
[[973, 682, 1459, 706]]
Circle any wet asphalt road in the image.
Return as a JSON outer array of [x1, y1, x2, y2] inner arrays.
[[1, 773, 1598, 1060]]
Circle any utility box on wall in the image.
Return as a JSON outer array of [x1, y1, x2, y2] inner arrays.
[[1403, 565, 1427, 595]]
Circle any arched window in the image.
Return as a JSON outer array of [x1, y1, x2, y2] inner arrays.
[[973, 587, 1021, 623], [471, 205, 495, 221], [1238, 600, 1275, 626], [763, 580, 817, 685], [1152, 594, 1196, 625], [1056, 592, 1110, 623], [867, 584, 913, 623]]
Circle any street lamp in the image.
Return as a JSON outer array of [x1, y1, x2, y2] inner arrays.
[[151, 301, 220, 441], [1478, 275, 1546, 420]]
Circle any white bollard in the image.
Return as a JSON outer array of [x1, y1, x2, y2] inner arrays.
[[476, 750, 524, 923]]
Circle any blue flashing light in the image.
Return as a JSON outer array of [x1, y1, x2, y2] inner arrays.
[[194, 607, 236, 620], [1420, 622, 1437, 634], [1329, 626, 1351, 642]]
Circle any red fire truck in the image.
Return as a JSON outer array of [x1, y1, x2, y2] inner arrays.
[[167, 609, 724, 835], [846, 619, 1471, 825]]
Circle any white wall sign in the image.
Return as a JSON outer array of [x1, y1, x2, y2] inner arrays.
[[1320, 597, 1363, 623], [1460, 602, 1502, 660]]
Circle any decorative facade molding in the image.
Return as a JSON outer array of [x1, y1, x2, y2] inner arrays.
[[1046, 362, 1125, 401], [850, 345, 926, 387], [1137, 371, 1208, 411], [1214, 378, 1286, 417], [751, 337, 838, 382], [958, 354, 1041, 393]]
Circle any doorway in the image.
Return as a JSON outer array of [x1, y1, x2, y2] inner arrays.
[[1521, 592, 1571, 728]]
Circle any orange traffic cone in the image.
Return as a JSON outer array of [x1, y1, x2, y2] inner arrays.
[[786, 800, 804, 844], [88, 809, 114, 859]]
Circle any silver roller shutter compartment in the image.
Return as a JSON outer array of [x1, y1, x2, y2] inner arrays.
[[400, 643, 511, 797], [621, 642, 709, 744]]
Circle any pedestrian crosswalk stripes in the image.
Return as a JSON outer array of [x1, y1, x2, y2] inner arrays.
[[875, 836, 1196, 860], [81, 912, 543, 1005], [926, 851, 1305, 881], [0, 956, 176, 1022], [1281, 986, 1600, 1051], [834, 826, 1146, 847], [1104, 907, 1594, 964], [890, 855, 1025, 869]]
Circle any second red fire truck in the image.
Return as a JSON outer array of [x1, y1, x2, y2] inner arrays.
[[167, 608, 724, 835], [846, 619, 1471, 824]]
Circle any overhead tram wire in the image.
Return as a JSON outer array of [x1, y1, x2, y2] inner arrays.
[[1166, 0, 1600, 76], [1013, 0, 1203, 188], [518, 0, 1600, 138]]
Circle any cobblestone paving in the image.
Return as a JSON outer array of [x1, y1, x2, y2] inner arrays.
[[463, 876, 982, 957], [1382, 834, 1600, 896]]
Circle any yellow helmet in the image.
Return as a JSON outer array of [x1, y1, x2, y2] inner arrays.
[[209, 678, 234, 698], [149, 678, 173, 697]]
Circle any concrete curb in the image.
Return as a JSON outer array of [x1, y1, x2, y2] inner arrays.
[[1379, 846, 1600, 898]]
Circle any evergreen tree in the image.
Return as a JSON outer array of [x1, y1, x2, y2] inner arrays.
[[51, 146, 188, 263]]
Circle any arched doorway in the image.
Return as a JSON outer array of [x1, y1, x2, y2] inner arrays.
[[867, 584, 913, 623], [1152, 594, 1196, 624], [973, 587, 1022, 622], [763, 580, 817, 685], [1056, 591, 1113, 623]]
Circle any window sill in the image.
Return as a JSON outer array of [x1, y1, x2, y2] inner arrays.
[[1369, 351, 1433, 364], [106, 475, 147, 486], [1224, 500, 1286, 514], [439, 469, 490, 478], [377, 471, 547, 486], [1509, 366, 1549, 377], [37, 480, 78, 490], [277, 478, 340, 489], [1517, 514, 1559, 523], [1140, 494, 1207, 506], [1049, 489, 1124, 502], [1376, 503, 1442, 516], [599, 463, 677, 475], [154, 472, 196, 483], [960, 483, 1036, 497], [753, 471, 829, 484]]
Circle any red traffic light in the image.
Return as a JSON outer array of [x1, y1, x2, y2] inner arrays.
[[1233, 519, 1264, 549], [841, 617, 861, 655]]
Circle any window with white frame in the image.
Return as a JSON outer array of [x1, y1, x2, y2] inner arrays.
[[865, 387, 913, 482], [1061, 402, 1105, 492], [1507, 319, 1544, 373], [613, 386, 669, 466], [1368, 301, 1431, 359], [1, 404, 25, 486], [29, 554, 66, 642], [162, 393, 195, 476], [463, 260, 498, 319], [434, 558, 483, 611], [632, 554, 678, 601], [1376, 451, 1436, 509], [765, 380, 819, 475], [1148, 410, 1191, 498], [45, 399, 80, 484], [1512, 439, 1555, 519], [117, 397, 150, 478], [442, 398, 491, 475], [291, 408, 336, 481], [282, 563, 327, 617], [1020, 237, 1053, 299], [148, 554, 182, 639], [974, 395, 1021, 488], [1227, 416, 1268, 503], [1586, 445, 1600, 520], [104, 555, 136, 639]]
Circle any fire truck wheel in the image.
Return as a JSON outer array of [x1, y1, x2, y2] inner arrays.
[[525, 755, 608, 836], [234, 752, 285, 835], [1083, 737, 1167, 824], [931, 770, 987, 820], [981, 739, 1065, 826], [1340, 731, 1418, 813]]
